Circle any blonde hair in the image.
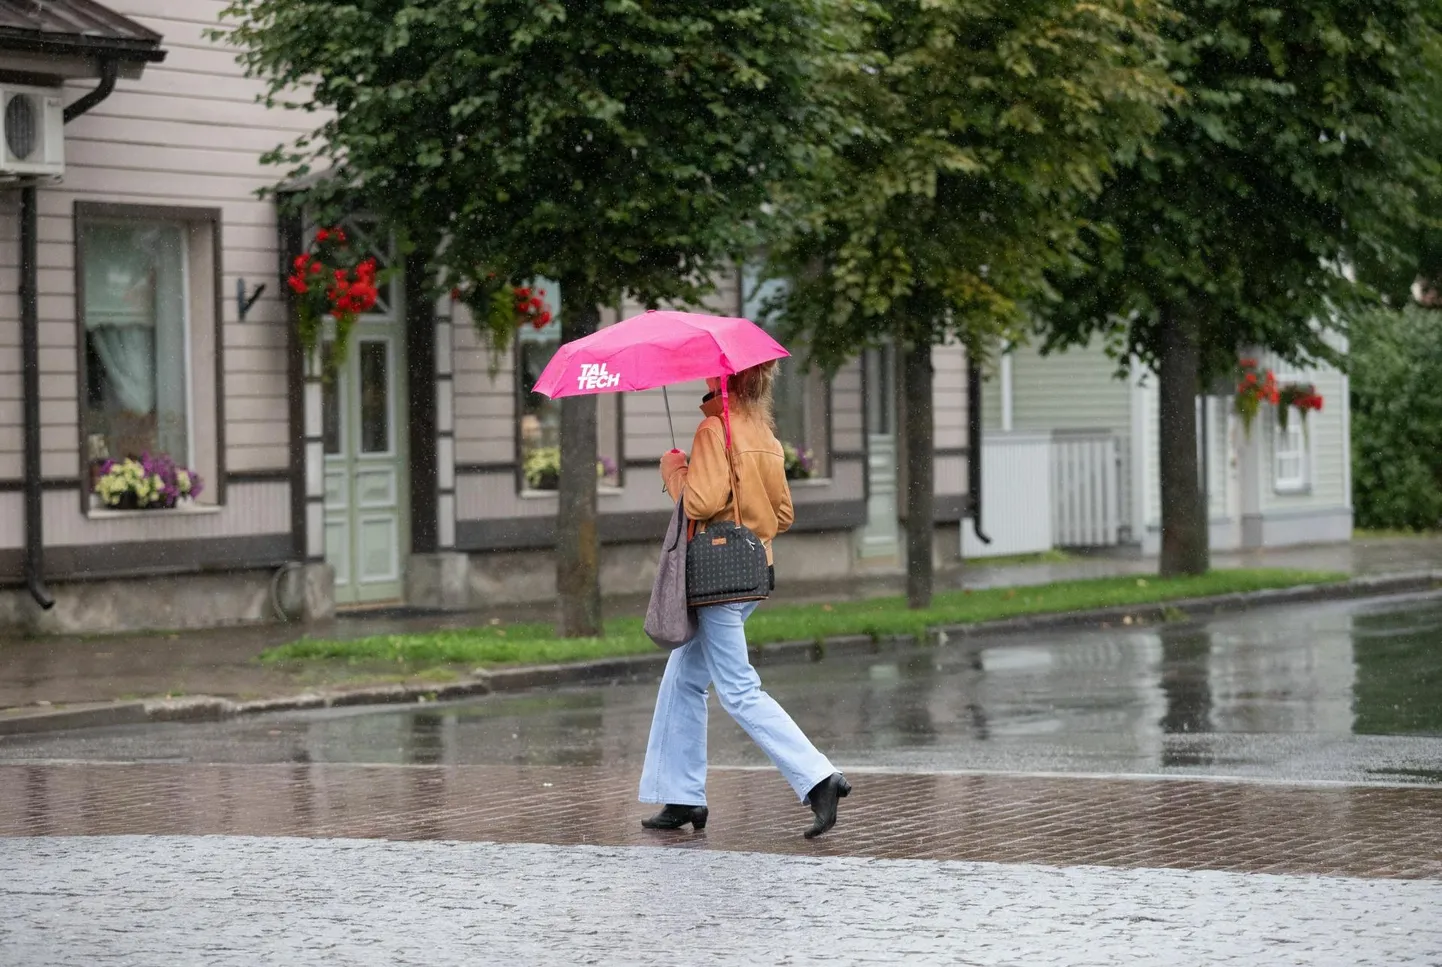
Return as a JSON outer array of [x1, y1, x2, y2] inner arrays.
[[725, 361, 777, 428]]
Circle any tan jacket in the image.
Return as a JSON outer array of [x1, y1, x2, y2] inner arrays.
[[663, 395, 794, 564]]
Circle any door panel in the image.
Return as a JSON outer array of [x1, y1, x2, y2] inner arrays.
[[859, 345, 900, 560], [323, 313, 409, 606]]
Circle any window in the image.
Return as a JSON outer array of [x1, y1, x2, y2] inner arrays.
[[516, 280, 621, 491], [1273, 374, 1309, 493], [82, 220, 190, 466], [78, 205, 220, 508], [741, 264, 829, 478]]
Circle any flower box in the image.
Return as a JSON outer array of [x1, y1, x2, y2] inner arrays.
[[92, 453, 203, 510]]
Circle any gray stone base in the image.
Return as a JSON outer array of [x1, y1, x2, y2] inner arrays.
[[1141, 518, 1239, 556], [0, 562, 335, 635], [1242, 506, 1354, 550], [1140, 506, 1354, 556], [406, 553, 471, 611]]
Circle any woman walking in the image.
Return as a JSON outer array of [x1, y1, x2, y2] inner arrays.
[[639, 361, 850, 839]]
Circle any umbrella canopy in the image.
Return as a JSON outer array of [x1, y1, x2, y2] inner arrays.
[[530, 310, 789, 400]]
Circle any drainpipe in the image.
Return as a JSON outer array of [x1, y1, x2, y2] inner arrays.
[[19, 183, 49, 608], [62, 59, 118, 124], [967, 354, 991, 547], [21, 59, 121, 609]]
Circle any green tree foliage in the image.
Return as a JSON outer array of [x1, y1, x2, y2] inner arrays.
[[763, 0, 1175, 607], [1351, 304, 1442, 532], [1036, 0, 1442, 576], [218, 0, 847, 636]]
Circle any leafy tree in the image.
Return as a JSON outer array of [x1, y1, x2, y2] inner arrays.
[[1036, 0, 1442, 576], [219, 0, 845, 636], [763, 0, 1174, 607], [1351, 304, 1442, 531]]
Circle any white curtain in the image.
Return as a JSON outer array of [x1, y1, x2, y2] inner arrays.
[[90, 324, 154, 413], [84, 221, 188, 463]]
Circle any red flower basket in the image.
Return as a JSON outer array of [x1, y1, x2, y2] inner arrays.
[[1277, 381, 1324, 434], [287, 226, 380, 375], [1234, 358, 1279, 437], [450, 277, 554, 375]]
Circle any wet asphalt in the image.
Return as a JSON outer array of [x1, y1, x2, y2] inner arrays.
[[2, 592, 1440, 785]]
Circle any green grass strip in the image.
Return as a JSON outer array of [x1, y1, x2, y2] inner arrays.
[[260, 568, 1346, 669]]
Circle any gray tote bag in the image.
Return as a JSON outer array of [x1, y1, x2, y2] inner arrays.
[[644, 493, 697, 649]]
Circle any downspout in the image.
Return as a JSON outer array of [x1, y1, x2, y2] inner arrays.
[[20, 181, 49, 608], [21, 59, 120, 609], [966, 354, 991, 547]]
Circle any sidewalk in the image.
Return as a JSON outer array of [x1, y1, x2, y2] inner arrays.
[[2, 536, 1439, 713]]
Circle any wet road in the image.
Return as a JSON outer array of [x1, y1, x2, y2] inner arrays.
[[2, 593, 1441, 965], [4, 592, 1440, 784]]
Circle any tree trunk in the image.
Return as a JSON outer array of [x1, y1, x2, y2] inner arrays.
[[902, 339, 935, 609], [556, 297, 603, 638], [1157, 304, 1210, 577]]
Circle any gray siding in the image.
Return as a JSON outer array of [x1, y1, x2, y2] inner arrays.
[[0, 0, 306, 553]]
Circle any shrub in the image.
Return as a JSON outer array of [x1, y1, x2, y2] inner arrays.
[[1351, 305, 1442, 531]]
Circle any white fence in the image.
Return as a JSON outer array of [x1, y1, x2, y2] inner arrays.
[[1051, 430, 1122, 547], [962, 429, 1124, 558], [962, 431, 1053, 558]]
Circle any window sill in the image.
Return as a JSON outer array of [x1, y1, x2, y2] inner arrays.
[[788, 477, 834, 488], [86, 501, 222, 520], [519, 486, 626, 500], [1272, 483, 1312, 497]]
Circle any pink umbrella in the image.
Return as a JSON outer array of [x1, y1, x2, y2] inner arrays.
[[531, 309, 790, 447]]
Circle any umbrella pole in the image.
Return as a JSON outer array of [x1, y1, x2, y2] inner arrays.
[[663, 385, 677, 450]]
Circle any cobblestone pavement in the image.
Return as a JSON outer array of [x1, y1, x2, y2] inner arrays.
[[4, 835, 1440, 967], [3, 762, 1440, 879]]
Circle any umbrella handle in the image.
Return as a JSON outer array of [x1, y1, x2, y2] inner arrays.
[[662, 385, 678, 493], [663, 385, 677, 451]]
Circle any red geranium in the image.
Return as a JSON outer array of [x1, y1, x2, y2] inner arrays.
[[1277, 381, 1324, 433], [287, 225, 380, 376], [513, 285, 553, 329], [1235, 357, 1279, 436]]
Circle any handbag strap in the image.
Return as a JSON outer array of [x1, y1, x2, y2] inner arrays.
[[720, 380, 743, 527]]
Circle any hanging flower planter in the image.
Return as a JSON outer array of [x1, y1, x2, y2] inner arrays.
[[93, 453, 203, 510], [287, 226, 380, 377], [1276, 381, 1324, 435], [1234, 357, 1279, 438], [451, 277, 554, 375]]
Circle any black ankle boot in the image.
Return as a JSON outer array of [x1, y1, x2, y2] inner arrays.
[[804, 774, 851, 839], [641, 804, 709, 831]]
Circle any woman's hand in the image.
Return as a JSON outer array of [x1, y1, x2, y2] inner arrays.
[[660, 449, 688, 480]]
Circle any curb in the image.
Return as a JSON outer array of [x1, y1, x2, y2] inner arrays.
[[2, 570, 1438, 737]]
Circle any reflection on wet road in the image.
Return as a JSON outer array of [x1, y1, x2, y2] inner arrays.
[[4, 593, 1440, 785]]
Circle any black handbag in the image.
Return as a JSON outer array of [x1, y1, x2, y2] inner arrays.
[[685, 401, 773, 608]]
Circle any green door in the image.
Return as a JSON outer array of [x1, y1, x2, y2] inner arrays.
[[859, 343, 900, 561], [322, 275, 410, 607]]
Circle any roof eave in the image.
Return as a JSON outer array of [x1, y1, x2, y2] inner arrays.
[[0, 30, 166, 64]]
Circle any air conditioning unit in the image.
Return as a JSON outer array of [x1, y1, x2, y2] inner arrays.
[[0, 85, 64, 181]]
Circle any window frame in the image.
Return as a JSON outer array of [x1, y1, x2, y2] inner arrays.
[[510, 291, 627, 496], [74, 202, 226, 513], [1271, 371, 1312, 495], [739, 261, 834, 481]]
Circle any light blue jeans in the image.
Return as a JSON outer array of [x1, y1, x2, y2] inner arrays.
[[639, 601, 837, 806]]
